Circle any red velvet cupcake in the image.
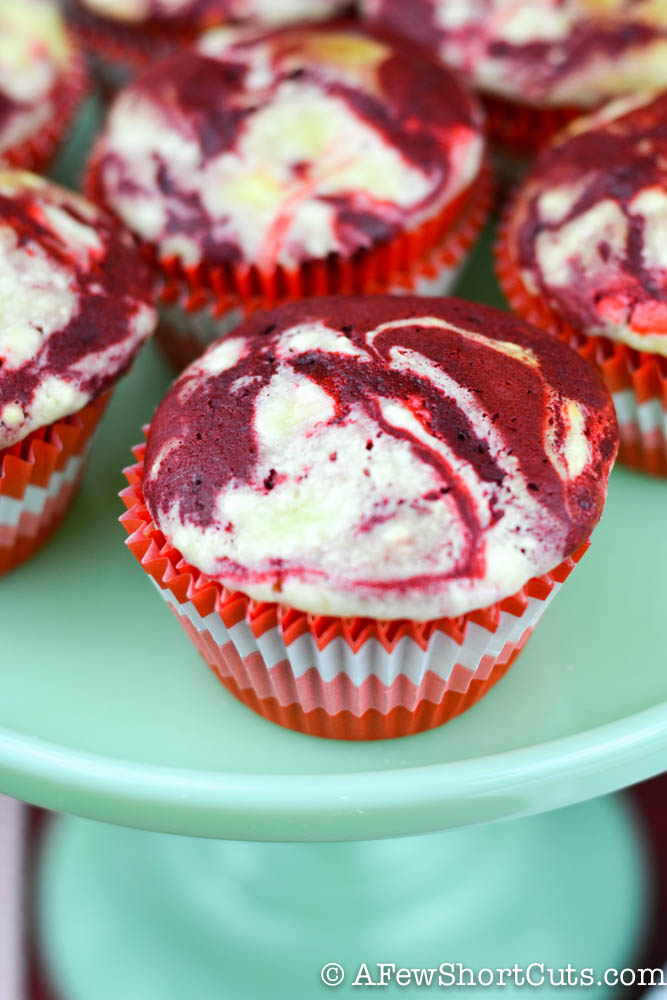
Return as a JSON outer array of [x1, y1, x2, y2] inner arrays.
[[497, 92, 667, 476], [0, 1, 86, 172], [121, 296, 617, 739], [360, 0, 667, 156], [86, 23, 490, 369], [0, 171, 156, 575], [67, 0, 353, 95]]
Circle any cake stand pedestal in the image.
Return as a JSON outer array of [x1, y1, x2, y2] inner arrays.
[[38, 795, 645, 999]]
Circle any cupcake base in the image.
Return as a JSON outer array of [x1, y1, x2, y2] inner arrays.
[[157, 584, 544, 740], [121, 439, 586, 740], [496, 216, 667, 477], [0, 392, 110, 575]]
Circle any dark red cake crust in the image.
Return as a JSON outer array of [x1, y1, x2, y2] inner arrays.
[[93, 22, 484, 268], [0, 181, 155, 428], [512, 92, 667, 341], [145, 295, 618, 577]]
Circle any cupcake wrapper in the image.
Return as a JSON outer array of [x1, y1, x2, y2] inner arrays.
[[0, 392, 110, 575], [495, 211, 667, 477], [483, 95, 581, 156], [150, 170, 492, 371], [155, 253, 468, 370], [120, 439, 586, 740], [86, 157, 492, 322], [2, 45, 88, 173]]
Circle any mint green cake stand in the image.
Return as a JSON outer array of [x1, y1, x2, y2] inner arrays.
[[0, 132, 665, 995]]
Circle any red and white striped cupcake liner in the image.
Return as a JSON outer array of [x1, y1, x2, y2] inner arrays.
[[0, 392, 111, 575], [121, 438, 587, 740]]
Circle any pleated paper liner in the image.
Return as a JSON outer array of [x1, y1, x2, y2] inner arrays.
[[483, 95, 581, 156], [0, 392, 111, 576], [1, 47, 88, 173], [139, 162, 493, 370], [495, 212, 667, 477], [86, 151, 491, 301], [121, 438, 587, 740], [482, 98, 585, 200], [153, 242, 478, 370]]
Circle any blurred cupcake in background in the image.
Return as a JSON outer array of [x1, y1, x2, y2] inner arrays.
[[86, 22, 491, 369], [0, 0, 86, 172], [121, 295, 618, 740], [497, 91, 667, 476], [66, 0, 353, 95], [0, 171, 156, 575], [360, 0, 667, 157]]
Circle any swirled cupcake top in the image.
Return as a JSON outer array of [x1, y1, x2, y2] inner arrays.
[[77, 0, 350, 29], [362, 0, 667, 108], [505, 91, 667, 356], [144, 296, 617, 620], [0, 171, 156, 449], [0, 1, 75, 158], [91, 24, 485, 273]]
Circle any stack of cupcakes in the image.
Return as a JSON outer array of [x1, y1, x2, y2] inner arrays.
[[85, 21, 492, 368], [0, 0, 636, 742]]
